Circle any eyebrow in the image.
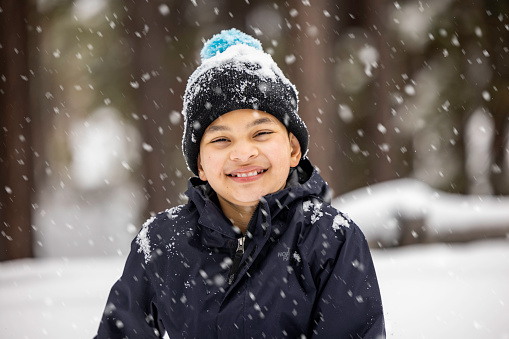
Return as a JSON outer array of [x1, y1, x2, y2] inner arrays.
[[204, 117, 276, 134]]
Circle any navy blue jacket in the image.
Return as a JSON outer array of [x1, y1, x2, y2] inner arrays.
[[96, 159, 385, 338]]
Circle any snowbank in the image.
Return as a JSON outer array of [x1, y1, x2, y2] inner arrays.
[[333, 178, 509, 246]]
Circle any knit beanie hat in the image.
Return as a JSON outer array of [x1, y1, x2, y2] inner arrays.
[[181, 28, 309, 176]]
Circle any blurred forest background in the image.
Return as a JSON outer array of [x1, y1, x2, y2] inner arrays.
[[1, 0, 508, 261]]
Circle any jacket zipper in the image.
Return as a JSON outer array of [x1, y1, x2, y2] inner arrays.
[[227, 236, 245, 285]]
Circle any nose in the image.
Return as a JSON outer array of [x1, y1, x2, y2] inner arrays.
[[229, 140, 258, 162]]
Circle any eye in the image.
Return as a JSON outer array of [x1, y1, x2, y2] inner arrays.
[[210, 137, 229, 144], [254, 131, 273, 138]]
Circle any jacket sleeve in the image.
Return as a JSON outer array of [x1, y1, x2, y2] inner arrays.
[[309, 219, 385, 339], [95, 237, 164, 339]]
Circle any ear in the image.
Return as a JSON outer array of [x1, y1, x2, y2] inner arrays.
[[197, 154, 208, 181], [289, 133, 302, 167]]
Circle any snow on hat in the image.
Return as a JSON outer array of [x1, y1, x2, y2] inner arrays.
[[181, 28, 309, 176]]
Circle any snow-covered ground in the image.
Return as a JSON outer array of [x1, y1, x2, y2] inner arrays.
[[377, 240, 509, 339], [1, 239, 508, 339]]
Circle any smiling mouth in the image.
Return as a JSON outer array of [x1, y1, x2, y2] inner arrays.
[[227, 169, 267, 178]]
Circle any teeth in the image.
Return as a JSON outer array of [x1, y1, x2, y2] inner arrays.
[[233, 170, 263, 177]]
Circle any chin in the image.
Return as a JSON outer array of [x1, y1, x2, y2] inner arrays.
[[238, 193, 270, 206], [235, 196, 263, 205], [233, 193, 265, 205]]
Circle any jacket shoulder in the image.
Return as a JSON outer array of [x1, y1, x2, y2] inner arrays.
[[301, 196, 357, 238], [135, 203, 194, 264]]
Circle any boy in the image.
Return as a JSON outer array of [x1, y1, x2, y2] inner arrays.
[[96, 28, 385, 338]]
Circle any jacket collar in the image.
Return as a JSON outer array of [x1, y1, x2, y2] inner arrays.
[[185, 158, 329, 238]]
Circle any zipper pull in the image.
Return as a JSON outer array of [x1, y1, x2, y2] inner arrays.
[[236, 236, 245, 254], [228, 236, 245, 285]]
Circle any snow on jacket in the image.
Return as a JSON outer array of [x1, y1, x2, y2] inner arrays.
[[96, 159, 385, 339]]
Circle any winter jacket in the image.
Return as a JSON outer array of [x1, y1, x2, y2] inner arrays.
[[96, 159, 385, 339]]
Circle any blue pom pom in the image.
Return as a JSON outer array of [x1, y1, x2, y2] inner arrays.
[[200, 28, 263, 60]]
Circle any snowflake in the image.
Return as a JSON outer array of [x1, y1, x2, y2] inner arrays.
[[166, 205, 183, 220], [136, 215, 156, 263], [332, 213, 350, 232], [293, 251, 301, 263], [303, 200, 323, 224]]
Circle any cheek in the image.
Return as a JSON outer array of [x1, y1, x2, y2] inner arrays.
[[268, 147, 292, 175], [273, 152, 289, 168], [202, 154, 221, 175], [273, 142, 292, 165]]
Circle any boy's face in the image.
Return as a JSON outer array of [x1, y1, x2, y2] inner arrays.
[[197, 109, 301, 208]]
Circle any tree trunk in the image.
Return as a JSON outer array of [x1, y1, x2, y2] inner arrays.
[[0, 1, 34, 260], [484, 0, 509, 195], [124, 1, 189, 216], [364, 0, 397, 184], [291, 0, 342, 197]]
